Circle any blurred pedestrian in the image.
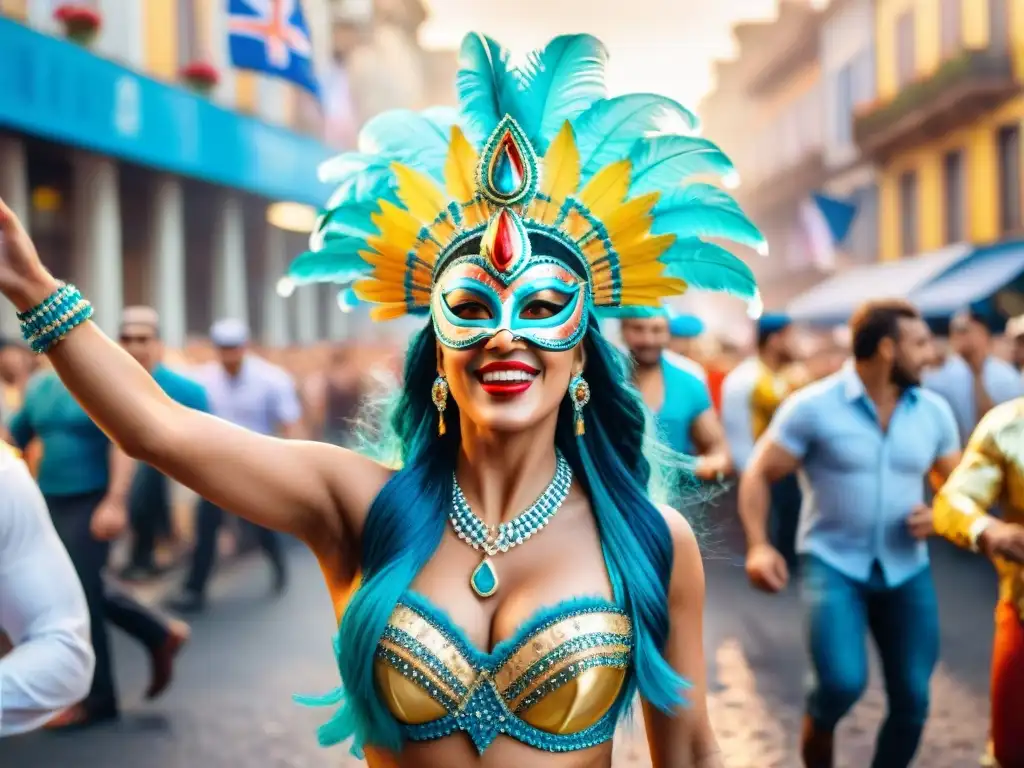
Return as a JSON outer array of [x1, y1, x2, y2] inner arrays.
[[6, 367, 188, 729], [740, 300, 962, 768], [722, 313, 803, 566], [165, 319, 301, 613], [664, 313, 708, 384], [621, 311, 732, 486], [1007, 314, 1024, 374], [0, 443, 94, 737], [924, 308, 1023, 444], [116, 306, 210, 581]]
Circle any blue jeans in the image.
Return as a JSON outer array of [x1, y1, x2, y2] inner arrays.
[[801, 556, 939, 768]]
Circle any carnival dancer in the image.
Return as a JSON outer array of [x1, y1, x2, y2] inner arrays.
[[0, 32, 765, 766], [932, 397, 1024, 768], [741, 300, 962, 768], [0, 443, 94, 736], [722, 313, 803, 566], [621, 312, 732, 486]]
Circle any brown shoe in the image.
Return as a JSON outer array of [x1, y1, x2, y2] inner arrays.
[[800, 715, 834, 768], [45, 702, 118, 731], [146, 620, 190, 700]]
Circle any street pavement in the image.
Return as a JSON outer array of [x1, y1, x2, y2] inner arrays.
[[0, 522, 997, 768]]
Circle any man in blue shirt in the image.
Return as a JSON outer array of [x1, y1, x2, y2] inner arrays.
[[117, 307, 210, 581], [739, 299, 962, 768], [619, 311, 731, 488]]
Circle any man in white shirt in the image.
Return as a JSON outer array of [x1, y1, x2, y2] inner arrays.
[[0, 445, 94, 736]]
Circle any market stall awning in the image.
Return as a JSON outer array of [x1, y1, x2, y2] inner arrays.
[[910, 239, 1024, 316], [786, 243, 973, 326]]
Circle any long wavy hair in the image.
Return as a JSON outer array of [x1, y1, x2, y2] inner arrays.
[[298, 314, 694, 756]]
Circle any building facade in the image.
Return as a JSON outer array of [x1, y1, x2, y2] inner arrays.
[[859, 0, 1024, 261], [701, 0, 829, 313], [820, 0, 879, 264]]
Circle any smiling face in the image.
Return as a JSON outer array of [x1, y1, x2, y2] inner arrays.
[[432, 252, 588, 434]]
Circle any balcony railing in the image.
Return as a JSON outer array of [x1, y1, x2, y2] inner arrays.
[[854, 49, 1018, 160]]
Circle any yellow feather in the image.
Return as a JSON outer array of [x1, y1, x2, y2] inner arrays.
[[535, 122, 580, 223], [429, 215, 457, 243], [604, 193, 659, 248], [370, 304, 411, 321], [371, 200, 422, 253], [578, 160, 630, 217], [445, 126, 479, 204], [617, 234, 675, 265], [392, 163, 448, 225]]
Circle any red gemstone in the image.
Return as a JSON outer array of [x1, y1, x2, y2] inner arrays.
[[501, 133, 525, 178], [488, 210, 518, 272]]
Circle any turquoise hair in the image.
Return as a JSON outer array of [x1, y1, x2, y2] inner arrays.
[[297, 315, 699, 756]]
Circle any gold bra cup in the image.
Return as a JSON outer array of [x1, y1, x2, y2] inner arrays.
[[517, 665, 627, 734], [374, 661, 449, 725]]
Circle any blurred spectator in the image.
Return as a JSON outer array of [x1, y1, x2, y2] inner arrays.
[[116, 307, 210, 582], [665, 313, 709, 384], [924, 309, 1024, 444], [1008, 315, 1024, 374], [0, 337, 33, 420], [166, 320, 300, 614], [302, 344, 366, 447]]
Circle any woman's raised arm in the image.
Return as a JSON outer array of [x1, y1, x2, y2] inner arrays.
[[0, 198, 389, 556]]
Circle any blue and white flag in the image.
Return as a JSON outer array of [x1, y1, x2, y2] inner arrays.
[[228, 0, 319, 97]]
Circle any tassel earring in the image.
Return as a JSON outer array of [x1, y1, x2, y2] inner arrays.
[[569, 372, 590, 436], [431, 375, 449, 436]]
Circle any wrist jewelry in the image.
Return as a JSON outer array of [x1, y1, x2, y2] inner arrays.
[[968, 516, 995, 553], [18, 282, 94, 354]]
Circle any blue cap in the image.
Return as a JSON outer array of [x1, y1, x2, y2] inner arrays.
[[668, 313, 704, 339], [757, 312, 791, 336], [210, 318, 250, 347]]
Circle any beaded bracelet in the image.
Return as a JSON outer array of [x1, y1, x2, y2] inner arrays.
[[18, 282, 95, 354]]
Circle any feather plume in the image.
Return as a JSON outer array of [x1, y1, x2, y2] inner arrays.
[[659, 238, 758, 301], [573, 94, 699, 178], [628, 136, 735, 196], [577, 159, 631, 217], [391, 164, 448, 225], [513, 35, 608, 153], [358, 110, 456, 178], [456, 33, 516, 146], [444, 126, 480, 204], [650, 188, 765, 250], [287, 248, 371, 284], [534, 122, 581, 222]]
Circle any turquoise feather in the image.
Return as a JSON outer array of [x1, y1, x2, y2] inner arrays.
[[288, 247, 371, 285], [653, 182, 744, 215], [311, 203, 382, 251], [513, 34, 608, 153], [659, 238, 758, 300], [650, 188, 765, 250], [456, 33, 516, 146], [627, 136, 735, 196], [358, 109, 458, 177], [573, 94, 699, 179]]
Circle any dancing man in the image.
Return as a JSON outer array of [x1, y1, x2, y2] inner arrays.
[[932, 396, 1024, 767], [0, 443, 94, 736], [740, 300, 962, 768]]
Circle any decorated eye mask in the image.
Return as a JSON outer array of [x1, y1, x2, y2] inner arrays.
[[431, 257, 588, 351]]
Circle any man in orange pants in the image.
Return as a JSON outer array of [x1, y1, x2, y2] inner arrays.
[[932, 397, 1024, 767]]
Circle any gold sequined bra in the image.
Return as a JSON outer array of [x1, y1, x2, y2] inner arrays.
[[373, 592, 633, 754]]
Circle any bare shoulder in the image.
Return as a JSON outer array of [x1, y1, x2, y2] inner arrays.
[[656, 504, 706, 606]]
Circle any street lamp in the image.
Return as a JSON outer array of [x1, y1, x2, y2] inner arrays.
[[266, 201, 317, 233]]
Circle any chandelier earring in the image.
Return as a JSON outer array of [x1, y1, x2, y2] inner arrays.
[[568, 372, 590, 436], [432, 375, 450, 436]]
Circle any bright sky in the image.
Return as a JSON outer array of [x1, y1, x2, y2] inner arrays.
[[419, 0, 781, 108]]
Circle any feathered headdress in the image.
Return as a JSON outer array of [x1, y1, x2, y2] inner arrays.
[[287, 33, 766, 321]]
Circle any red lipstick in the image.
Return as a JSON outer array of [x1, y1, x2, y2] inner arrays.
[[475, 361, 540, 397]]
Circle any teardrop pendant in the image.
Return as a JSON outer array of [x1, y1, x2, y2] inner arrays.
[[470, 558, 499, 598]]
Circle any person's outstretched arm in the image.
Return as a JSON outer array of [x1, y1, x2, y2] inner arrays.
[[0, 199, 389, 558], [0, 449, 94, 736]]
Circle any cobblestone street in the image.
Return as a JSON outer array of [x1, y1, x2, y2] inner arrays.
[[0, 531, 996, 768]]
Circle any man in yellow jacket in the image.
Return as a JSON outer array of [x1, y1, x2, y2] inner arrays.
[[933, 397, 1024, 767]]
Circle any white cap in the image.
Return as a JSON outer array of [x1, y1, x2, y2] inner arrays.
[[120, 305, 160, 330], [1007, 315, 1024, 340], [210, 318, 250, 347]]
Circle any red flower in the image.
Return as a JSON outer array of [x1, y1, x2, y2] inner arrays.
[[53, 4, 102, 29], [180, 61, 221, 87]]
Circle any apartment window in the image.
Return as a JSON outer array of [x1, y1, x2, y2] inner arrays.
[[899, 170, 919, 256], [178, 0, 200, 65], [940, 0, 962, 58], [896, 10, 916, 87], [997, 124, 1022, 233], [835, 64, 853, 145], [990, 0, 1009, 54], [848, 183, 879, 261], [942, 150, 966, 243]]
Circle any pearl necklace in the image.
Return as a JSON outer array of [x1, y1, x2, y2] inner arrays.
[[449, 453, 573, 598]]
